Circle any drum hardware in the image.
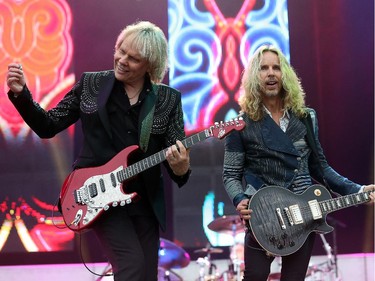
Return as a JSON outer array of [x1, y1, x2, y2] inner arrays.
[[195, 243, 222, 281], [325, 217, 344, 280], [160, 268, 173, 281], [196, 256, 219, 281], [228, 246, 243, 281], [194, 246, 224, 255], [306, 233, 341, 281], [207, 215, 245, 281], [320, 234, 334, 268], [158, 267, 183, 281]]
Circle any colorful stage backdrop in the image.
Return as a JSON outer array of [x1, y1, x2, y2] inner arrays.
[[0, 0, 373, 265]]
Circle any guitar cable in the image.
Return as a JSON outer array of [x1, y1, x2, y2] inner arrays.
[[77, 233, 114, 279], [51, 196, 113, 279]]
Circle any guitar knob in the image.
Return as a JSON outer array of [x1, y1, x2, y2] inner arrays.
[[281, 233, 288, 239], [289, 241, 295, 247], [277, 244, 284, 250], [269, 236, 276, 243]]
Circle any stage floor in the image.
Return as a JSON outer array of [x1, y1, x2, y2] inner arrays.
[[0, 253, 373, 280]]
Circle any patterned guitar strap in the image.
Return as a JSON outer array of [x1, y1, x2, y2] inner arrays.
[[139, 83, 158, 152]]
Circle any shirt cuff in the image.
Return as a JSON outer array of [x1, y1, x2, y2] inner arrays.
[[233, 193, 249, 207]]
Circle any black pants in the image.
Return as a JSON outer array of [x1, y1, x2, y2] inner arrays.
[[92, 206, 160, 281], [243, 230, 316, 281]]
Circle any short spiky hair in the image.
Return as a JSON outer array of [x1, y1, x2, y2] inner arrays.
[[115, 21, 168, 83], [239, 45, 307, 120]]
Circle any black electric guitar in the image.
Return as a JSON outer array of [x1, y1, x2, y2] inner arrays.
[[248, 184, 373, 256]]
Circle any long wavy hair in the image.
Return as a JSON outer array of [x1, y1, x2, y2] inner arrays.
[[115, 21, 168, 83], [239, 45, 307, 121]]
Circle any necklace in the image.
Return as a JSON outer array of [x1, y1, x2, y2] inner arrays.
[[125, 87, 142, 99]]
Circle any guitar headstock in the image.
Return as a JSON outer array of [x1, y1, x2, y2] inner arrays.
[[210, 117, 245, 139]]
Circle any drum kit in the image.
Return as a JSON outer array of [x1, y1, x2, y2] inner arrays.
[[159, 214, 246, 281], [182, 215, 244, 281]]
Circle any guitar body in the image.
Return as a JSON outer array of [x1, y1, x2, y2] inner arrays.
[[248, 185, 334, 256], [60, 145, 140, 232]]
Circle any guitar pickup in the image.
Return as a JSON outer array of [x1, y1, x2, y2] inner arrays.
[[74, 189, 82, 204], [308, 200, 322, 220], [289, 204, 303, 224], [99, 178, 106, 192], [88, 183, 98, 198]]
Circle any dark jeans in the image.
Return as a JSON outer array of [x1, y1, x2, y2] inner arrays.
[[92, 206, 160, 281], [243, 230, 316, 281]]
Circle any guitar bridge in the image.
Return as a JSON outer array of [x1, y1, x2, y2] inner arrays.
[[284, 207, 294, 226], [276, 208, 286, 229], [74, 184, 98, 205]]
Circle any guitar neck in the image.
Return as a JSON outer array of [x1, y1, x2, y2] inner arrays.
[[118, 129, 212, 181], [320, 190, 372, 214]]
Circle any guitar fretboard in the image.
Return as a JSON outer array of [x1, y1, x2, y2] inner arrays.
[[116, 129, 211, 182], [319, 190, 372, 214]]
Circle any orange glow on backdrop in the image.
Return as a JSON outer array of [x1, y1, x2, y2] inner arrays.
[[0, 0, 75, 252], [0, 0, 75, 141]]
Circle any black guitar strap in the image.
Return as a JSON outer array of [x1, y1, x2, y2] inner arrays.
[[301, 113, 331, 191]]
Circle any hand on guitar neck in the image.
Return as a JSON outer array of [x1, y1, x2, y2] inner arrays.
[[165, 140, 190, 176]]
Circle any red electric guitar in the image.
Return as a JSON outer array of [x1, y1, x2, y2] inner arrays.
[[60, 118, 245, 232]]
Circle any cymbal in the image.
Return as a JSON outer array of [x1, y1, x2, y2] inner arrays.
[[207, 215, 244, 235], [159, 238, 190, 269], [194, 247, 223, 254]]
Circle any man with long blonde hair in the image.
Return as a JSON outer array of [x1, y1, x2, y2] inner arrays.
[[223, 44, 374, 280]]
